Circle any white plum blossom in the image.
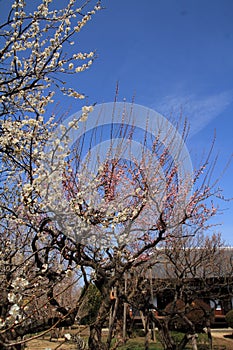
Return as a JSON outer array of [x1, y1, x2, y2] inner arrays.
[[9, 304, 20, 318], [8, 292, 17, 303], [64, 333, 71, 341], [41, 264, 48, 273], [82, 105, 94, 113], [65, 269, 73, 278], [11, 277, 29, 290]]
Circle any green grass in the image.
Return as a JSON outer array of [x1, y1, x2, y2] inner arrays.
[[117, 331, 210, 350], [118, 338, 162, 350]]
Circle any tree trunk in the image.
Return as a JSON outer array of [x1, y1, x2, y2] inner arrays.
[[0, 334, 26, 350], [89, 324, 107, 350], [178, 333, 198, 350], [140, 311, 146, 332], [177, 314, 198, 350], [190, 334, 198, 350], [178, 335, 189, 350], [0, 339, 24, 350], [144, 314, 150, 350], [2, 346, 22, 350], [1, 345, 23, 350], [206, 324, 213, 350], [156, 318, 176, 350], [107, 297, 119, 349]]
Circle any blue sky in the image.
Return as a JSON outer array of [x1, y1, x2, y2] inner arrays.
[[68, 0, 233, 245], [1, 1, 233, 244]]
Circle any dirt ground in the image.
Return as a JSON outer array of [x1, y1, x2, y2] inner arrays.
[[24, 326, 88, 349], [211, 329, 233, 349], [26, 338, 74, 350], [212, 337, 233, 350]]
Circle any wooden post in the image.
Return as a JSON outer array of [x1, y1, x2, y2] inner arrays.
[[150, 268, 156, 342], [109, 304, 113, 331], [140, 311, 146, 332], [123, 273, 127, 340]]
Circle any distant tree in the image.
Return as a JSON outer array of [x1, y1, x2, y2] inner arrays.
[[130, 233, 233, 350]]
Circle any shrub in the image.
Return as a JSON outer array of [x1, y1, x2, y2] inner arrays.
[[79, 284, 102, 325], [225, 309, 233, 328], [165, 299, 213, 332]]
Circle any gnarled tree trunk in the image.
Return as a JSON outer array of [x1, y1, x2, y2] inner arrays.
[[155, 317, 176, 350]]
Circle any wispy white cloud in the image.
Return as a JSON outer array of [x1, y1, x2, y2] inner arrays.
[[156, 90, 233, 136]]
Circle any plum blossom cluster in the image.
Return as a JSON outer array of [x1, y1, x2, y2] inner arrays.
[[0, 272, 30, 329], [0, 0, 101, 119]]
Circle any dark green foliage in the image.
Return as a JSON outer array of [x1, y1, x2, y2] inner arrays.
[[134, 329, 146, 337], [225, 309, 233, 328], [80, 284, 102, 325]]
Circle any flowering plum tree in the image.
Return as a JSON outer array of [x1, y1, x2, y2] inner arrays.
[[51, 111, 223, 350], [0, 0, 102, 348]]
